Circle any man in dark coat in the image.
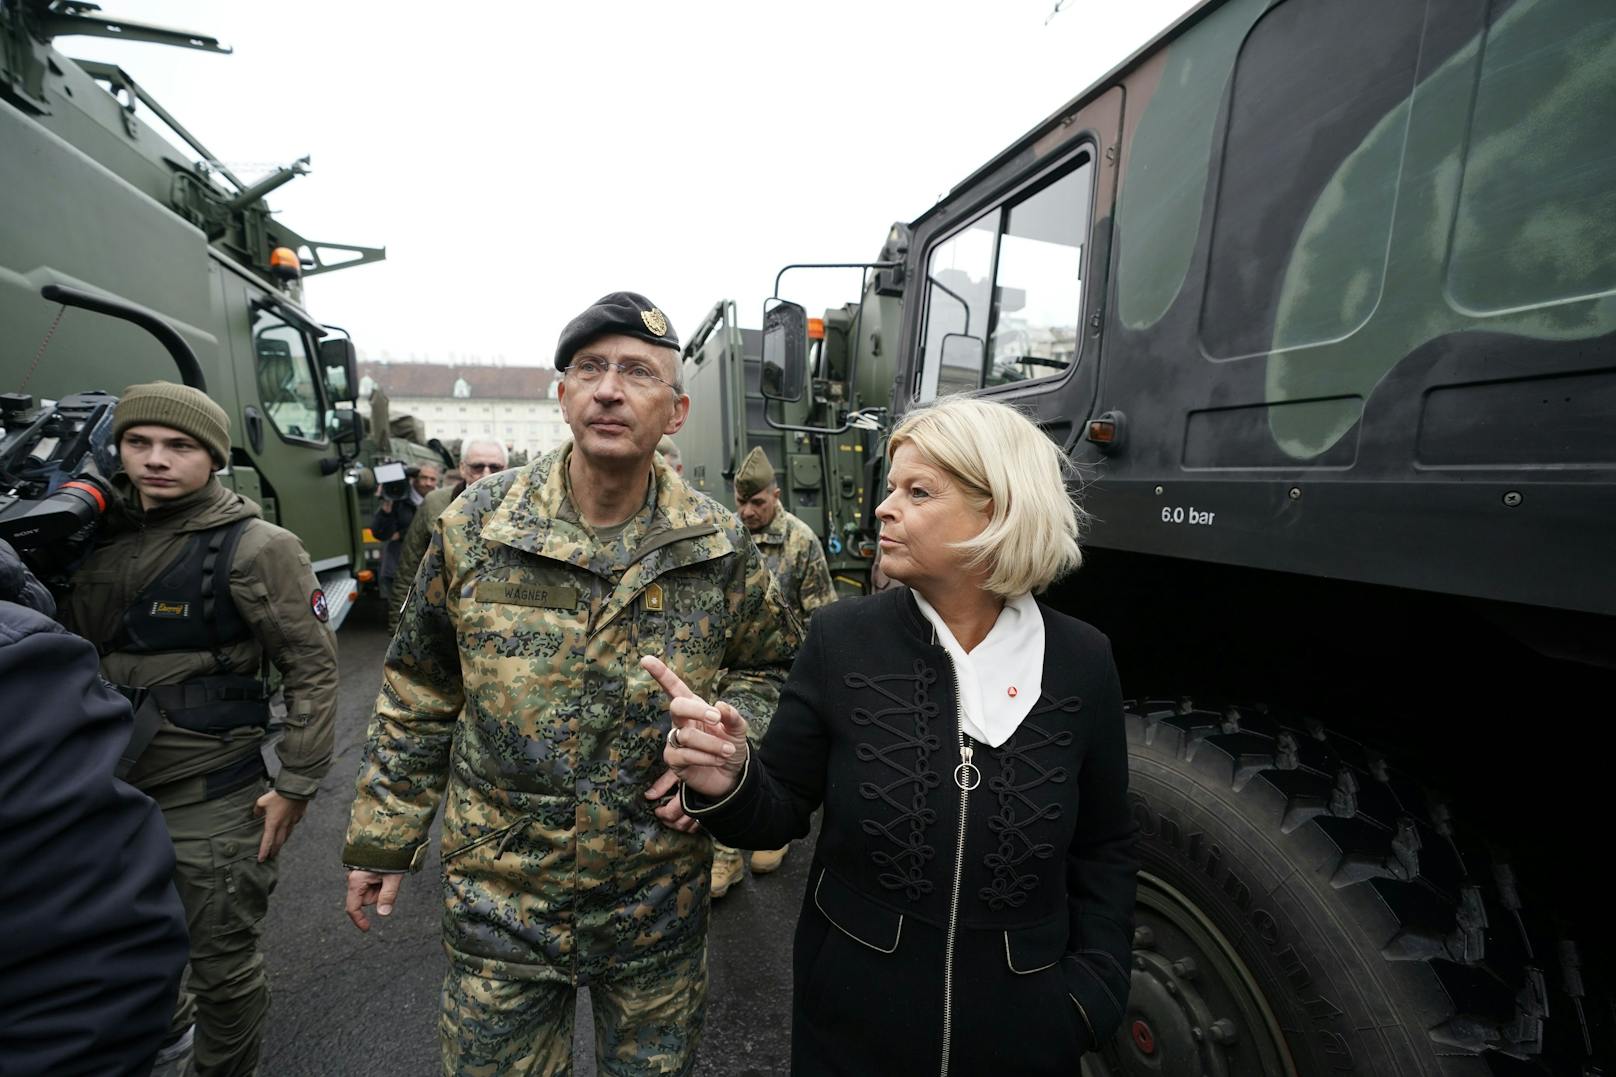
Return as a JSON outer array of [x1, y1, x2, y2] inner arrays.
[[0, 538, 189, 1076], [372, 462, 441, 631]]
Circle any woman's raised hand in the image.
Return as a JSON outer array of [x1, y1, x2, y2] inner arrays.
[[641, 655, 749, 800]]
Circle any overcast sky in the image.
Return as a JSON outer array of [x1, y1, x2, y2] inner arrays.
[[68, 0, 1198, 368]]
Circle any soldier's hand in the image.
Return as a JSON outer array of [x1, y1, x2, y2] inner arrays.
[[345, 869, 405, 932], [645, 769, 702, 833], [641, 655, 748, 800], [254, 790, 308, 861]]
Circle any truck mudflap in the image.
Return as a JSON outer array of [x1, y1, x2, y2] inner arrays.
[[315, 569, 359, 632]]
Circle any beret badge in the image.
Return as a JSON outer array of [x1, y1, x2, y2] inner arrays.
[[640, 308, 669, 337]]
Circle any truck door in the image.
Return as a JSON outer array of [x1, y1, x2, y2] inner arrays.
[[902, 86, 1123, 449], [237, 296, 348, 567]]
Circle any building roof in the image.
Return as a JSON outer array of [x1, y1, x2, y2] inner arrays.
[[359, 360, 556, 400]]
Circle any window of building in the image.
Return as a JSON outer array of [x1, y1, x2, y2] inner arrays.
[[918, 156, 1094, 400]]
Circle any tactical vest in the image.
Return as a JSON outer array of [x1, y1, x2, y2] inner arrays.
[[111, 520, 271, 740]]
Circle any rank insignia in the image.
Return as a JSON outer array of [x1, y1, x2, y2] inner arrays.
[[641, 308, 669, 337], [644, 582, 665, 612]]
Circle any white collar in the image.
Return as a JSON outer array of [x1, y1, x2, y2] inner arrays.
[[913, 591, 1044, 748]]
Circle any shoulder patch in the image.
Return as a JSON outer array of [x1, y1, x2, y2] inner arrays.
[[310, 588, 329, 623]]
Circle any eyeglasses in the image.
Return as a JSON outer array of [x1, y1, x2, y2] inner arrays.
[[463, 462, 501, 474], [566, 357, 680, 393]]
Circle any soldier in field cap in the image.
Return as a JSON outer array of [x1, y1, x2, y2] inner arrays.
[[60, 380, 339, 1076], [343, 292, 800, 1073], [707, 445, 837, 893]]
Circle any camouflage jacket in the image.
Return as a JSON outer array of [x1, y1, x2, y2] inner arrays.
[[60, 477, 339, 806], [752, 508, 837, 625], [343, 446, 799, 982]]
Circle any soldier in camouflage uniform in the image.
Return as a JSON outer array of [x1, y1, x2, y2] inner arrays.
[[714, 446, 838, 887], [342, 292, 799, 1076], [61, 382, 339, 1077]]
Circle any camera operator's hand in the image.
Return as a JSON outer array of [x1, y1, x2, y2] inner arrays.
[[345, 869, 405, 932]]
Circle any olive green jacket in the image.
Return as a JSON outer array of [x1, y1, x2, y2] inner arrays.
[[61, 477, 339, 806], [752, 508, 837, 624], [343, 446, 800, 982]]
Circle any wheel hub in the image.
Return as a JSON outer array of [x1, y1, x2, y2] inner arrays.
[[1086, 873, 1294, 1077]]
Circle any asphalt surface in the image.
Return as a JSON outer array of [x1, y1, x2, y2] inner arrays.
[[259, 599, 806, 1076]]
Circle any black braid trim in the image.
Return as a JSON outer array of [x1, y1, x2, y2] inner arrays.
[[847, 660, 942, 901], [978, 694, 1082, 910]]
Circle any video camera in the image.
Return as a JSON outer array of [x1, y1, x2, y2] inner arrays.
[[0, 284, 208, 578], [0, 389, 118, 571], [372, 459, 418, 502]]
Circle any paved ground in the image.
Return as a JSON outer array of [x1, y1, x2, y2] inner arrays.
[[259, 599, 806, 1076]]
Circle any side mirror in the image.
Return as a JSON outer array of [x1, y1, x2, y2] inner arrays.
[[327, 408, 362, 445], [761, 300, 808, 402], [318, 336, 359, 403], [940, 332, 985, 372]]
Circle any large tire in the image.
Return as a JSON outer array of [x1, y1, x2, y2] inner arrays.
[[1091, 698, 1608, 1077]]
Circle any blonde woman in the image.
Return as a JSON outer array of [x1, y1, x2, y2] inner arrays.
[[644, 397, 1136, 1074]]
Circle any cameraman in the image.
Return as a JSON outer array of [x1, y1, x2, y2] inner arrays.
[[1, 538, 189, 1076], [370, 461, 438, 632], [58, 382, 339, 1077]]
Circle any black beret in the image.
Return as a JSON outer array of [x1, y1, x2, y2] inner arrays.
[[554, 291, 680, 370]]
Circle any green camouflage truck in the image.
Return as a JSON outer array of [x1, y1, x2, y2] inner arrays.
[[678, 230, 909, 595], [0, 1, 429, 626], [761, 0, 1616, 1072]]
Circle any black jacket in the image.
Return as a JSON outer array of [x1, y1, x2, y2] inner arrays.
[[688, 588, 1137, 1075], [0, 540, 189, 1076]]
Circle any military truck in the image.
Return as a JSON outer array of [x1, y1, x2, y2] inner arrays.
[[678, 233, 907, 594], [0, 1, 407, 628], [762, 0, 1615, 1072]]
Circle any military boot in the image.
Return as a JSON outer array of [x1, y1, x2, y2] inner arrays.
[[749, 845, 789, 874], [711, 843, 745, 899]]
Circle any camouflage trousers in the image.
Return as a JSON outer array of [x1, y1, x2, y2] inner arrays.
[[440, 947, 707, 1076], [163, 780, 279, 1077]]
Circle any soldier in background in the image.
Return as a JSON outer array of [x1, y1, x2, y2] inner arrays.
[[708, 445, 838, 891], [342, 292, 798, 1074], [60, 382, 339, 1077], [397, 437, 509, 585]]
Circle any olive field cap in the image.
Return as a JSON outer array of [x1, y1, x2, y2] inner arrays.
[[733, 446, 777, 499], [114, 381, 231, 466], [554, 291, 680, 371]]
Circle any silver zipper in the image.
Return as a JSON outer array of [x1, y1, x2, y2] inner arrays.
[[938, 649, 977, 1077]]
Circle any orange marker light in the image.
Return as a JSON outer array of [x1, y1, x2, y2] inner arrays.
[[269, 246, 302, 281], [807, 318, 825, 341], [1086, 419, 1117, 444]]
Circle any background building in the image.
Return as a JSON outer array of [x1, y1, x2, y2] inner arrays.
[[357, 360, 566, 461]]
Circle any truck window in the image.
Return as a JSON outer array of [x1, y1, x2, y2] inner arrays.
[[918, 157, 1093, 400], [1200, 0, 1421, 359], [1447, 0, 1616, 313], [251, 308, 325, 442]]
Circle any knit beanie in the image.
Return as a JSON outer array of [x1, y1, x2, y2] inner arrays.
[[113, 382, 231, 466]]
